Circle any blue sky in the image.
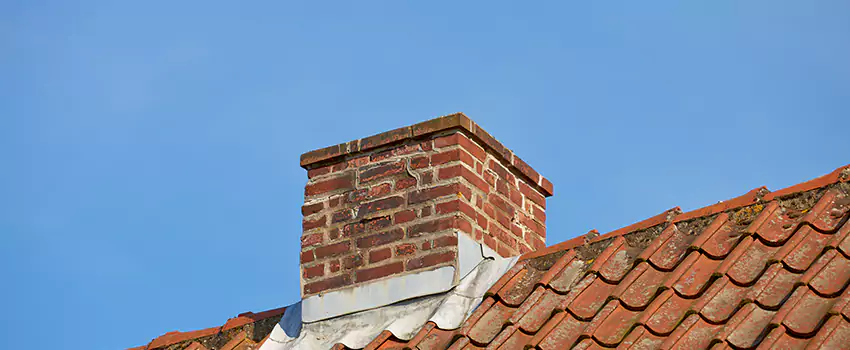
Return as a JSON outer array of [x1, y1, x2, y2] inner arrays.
[[1, 1, 848, 349]]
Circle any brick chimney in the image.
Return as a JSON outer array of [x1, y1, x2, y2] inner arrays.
[[298, 113, 553, 307]]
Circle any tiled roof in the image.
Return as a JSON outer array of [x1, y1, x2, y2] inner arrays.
[[129, 307, 286, 350], [132, 164, 850, 349], [359, 164, 850, 349]]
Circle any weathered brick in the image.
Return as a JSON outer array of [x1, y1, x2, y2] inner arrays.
[[512, 156, 540, 187], [302, 215, 327, 231], [369, 248, 392, 263], [360, 126, 411, 152], [421, 206, 432, 217], [300, 250, 315, 263], [343, 254, 364, 269], [360, 161, 405, 183], [369, 183, 393, 198], [332, 209, 353, 223], [307, 165, 332, 179], [305, 173, 355, 196], [483, 233, 497, 250], [435, 199, 478, 220], [409, 183, 470, 205], [520, 182, 546, 209], [434, 132, 486, 161], [302, 202, 325, 216], [489, 194, 515, 216], [511, 223, 523, 238], [304, 274, 352, 295], [356, 262, 404, 283], [395, 177, 417, 191], [461, 166, 490, 193], [356, 228, 404, 248], [394, 210, 416, 224], [314, 241, 351, 259], [409, 217, 456, 237], [496, 210, 512, 229], [367, 216, 392, 231], [303, 263, 324, 279], [520, 213, 546, 238], [395, 243, 417, 256], [533, 205, 546, 223], [431, 234, 458, 249], [497, 244, 513, 257], [487, 159, 515, 184], [509, 187, 523, 207], [329, 260, 341, 273], [343, 222, 365, 237], [431, 149, 474, 167], [348, 155, 370, 168], [301, 232, 323, 248], [410, 156, 429, 169], [357, 196, 405, 218], [407, 251, 456, 270]]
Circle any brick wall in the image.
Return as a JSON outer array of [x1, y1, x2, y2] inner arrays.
[[299, 114, 553, 297]]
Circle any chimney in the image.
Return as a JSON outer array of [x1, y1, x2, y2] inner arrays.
[[298, 113, 553, 320]]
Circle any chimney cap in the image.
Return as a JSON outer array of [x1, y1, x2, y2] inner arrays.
[[300, 112, 553, 197]]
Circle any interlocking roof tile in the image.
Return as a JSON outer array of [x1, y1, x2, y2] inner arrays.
[[130, 164, 850, 349], [351, 164, 850, 350], [128, 307, 285, 349]]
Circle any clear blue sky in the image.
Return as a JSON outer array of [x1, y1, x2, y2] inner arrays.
[[2, 1, 848, 349]]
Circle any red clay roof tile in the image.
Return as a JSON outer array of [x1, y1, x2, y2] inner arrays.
[[133, 164, 850, 350]]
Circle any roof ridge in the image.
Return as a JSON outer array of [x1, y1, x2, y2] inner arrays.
[[521, 164, 850, 262]]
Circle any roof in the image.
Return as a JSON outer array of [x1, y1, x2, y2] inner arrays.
[[131, 164, 850, 349], [128, 307, 285, 350]]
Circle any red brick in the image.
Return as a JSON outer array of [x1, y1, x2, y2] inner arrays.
[[303, 263, 324, 279], [367, 216, 392, 231], [395, 243, 417, 256], [497, 244, 513, 257], [496, 210, 512, 229], [511, 223, 523, 238], [368, 183, 393, 199], [300, 250, 315, 263], [484, 233, 497, 250], [483, 171, 496, 187], [305, 174, 355, 196], [329, 260, 341, 273], [347, 222, 371, 237], [328, 227, 342, 240], [512, 156, 540, 186], [483, 203, 496, 220], [420, 140, 433, 152], [343, 254, 364, 269], [438, 165, 489, 193], [409, 184, 459, 205], [521, 213, 546, 238], [348, 155, 370, 167], [420, 170, 433, 185], [328, 196, 342, 208], [394, 210, 416, 224], [347, 188, 369, 203], [301, 232, 323, 248], [360, 161, 405, 183], [302, 215, 327, 231], [510, 188, 523, 207], [409, 217, 456, 237], [435, 199, 478, 219], [410, 156, 429, 169], [369, 248, 392, 263], [314, 241, 351, 259], [407, 251, 456, 270], [422, 206, 432, 217], [489, 194, 516, 216], [304, 274, 352, 295], [533, 205, 546, 223], [488, 159, 515, 184], [356, 262, 404, 282], [302, 202, 324, 216], [395, 177, 417, 191], [357, 228, 404, 248], [431, 149, 475, 167], [331, 209, 353, 223], [432, 234, 458, 249], [434, 132, 486, 161], [520, 182, 546, 209], [307, 165, 332, 178], [357, 196, 404, 218], [456, 217, 473, 234]]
